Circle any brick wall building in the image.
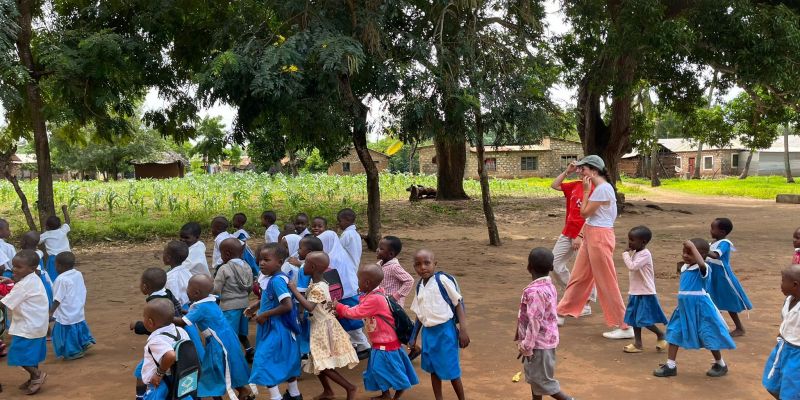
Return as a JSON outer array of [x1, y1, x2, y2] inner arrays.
[[658, 139, 744, 177], [619, 144, 680, 178], [327, 148, 390, 175], [418, 137, 584, 178]]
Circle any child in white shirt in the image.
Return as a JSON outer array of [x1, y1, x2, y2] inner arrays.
[[210, 216, 233, 273], [337, 208, 362, 269], [139, 298, 192, 398], [0, 219, 16, 276], [39, 205, 72, 282], [179, 222, 209, 276], [50, 252, 95, 360], [163, 241, 193, 308], [262, 211, 280, 243], [763, 264, 800, 399], [231, 212, 251, 241]]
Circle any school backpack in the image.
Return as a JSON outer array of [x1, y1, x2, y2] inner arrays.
[[148, 329, 200, 400], [415, 271, 465, 323], [376, 295, 415, 345], [323, 268, 344, 302]]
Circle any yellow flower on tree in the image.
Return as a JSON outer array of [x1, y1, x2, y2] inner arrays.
[[281, 65, 299, 73]]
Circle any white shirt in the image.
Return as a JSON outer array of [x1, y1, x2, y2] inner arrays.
[[0, 248, 10, 273], [232, 229, 250, 241], [212, 232, 233, 268], [165, 261, 193, 306], [141, 324, 189, 385], [186, 241, 210, 276], [0, 239, 15, 271], [39, 224, 71, 255], [780, 295, 800, 346], [265, 224, 280, 243], [52, 269, 87, 325], [298, 228, 310, 237], [622, 249, 657, 295], [339, 225, 362, 270], [1, 273, 49, 338], [410, 275, 463, 327], [585, 183, 617, 228]]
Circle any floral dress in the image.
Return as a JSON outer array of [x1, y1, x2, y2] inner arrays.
[[305, 281, 359, 374]]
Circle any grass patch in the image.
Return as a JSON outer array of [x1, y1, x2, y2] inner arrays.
[[622, 176, 800, 199]]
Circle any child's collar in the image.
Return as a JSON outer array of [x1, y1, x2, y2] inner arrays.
[[150, 288, 167, 297]]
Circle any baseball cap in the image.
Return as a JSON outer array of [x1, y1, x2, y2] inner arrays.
[[574, 155, 605, 170]]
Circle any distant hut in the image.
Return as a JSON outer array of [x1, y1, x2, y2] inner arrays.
[[131, 151, 189, 179]]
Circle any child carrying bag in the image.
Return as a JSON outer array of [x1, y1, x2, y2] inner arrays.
[[411, 272, 465, 342], [376, 295, 414, 344], [147, 329, 200, 400]]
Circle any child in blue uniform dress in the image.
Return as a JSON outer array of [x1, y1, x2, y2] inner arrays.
[[246, 243, 303, 400], [653, 239, 736, 378], [50, 252, 95, 360], [291, 235, 324, 357], [706, 217, 752, 337], [232, 212, 260, 279], [20, 231, 53, 307], [175, 274, 254, 400], [763, 264, 800, 399]]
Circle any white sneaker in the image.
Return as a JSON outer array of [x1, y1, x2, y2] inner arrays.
[[580, 304, 592, 316], [557, 316, 565, 327], [602, 327, 634, 339]]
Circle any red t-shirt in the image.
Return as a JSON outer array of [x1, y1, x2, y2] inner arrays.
[[560, 181, 591, 239]]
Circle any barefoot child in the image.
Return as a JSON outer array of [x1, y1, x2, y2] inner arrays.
[[289, 252, 359, 400], [163, 241, 193, 308], [211, 216, 233, 273], [516, 248, 575, 400], [246, 243, 303, 400], [377, 236, 413, 307], [338, 208, 362, 269], [621, 226, 668, 353], [763, 264, 800, 399], [707, 217, 752, 336], [39, 205, 71, 281], [50, 252, 95, 360], [0, 250, 48, 395], [262, 211, 280, 243], [175, 274, 254, 400], [179, 222, 210, 276], [410, 249, 470, 400], [653, 239, 736, 378], [213, 238, 254, 351], [138, 298, 192, 399], [335, 263, 419, 399]]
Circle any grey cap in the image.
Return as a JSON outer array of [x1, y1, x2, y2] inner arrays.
[[574, 155, 605, 170]]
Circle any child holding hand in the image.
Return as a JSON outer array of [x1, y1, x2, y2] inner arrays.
[[621, 226, 667, 353], [763, 264, 800, 399], [50, 252, 95, 360], [516, 248, 575, 400]]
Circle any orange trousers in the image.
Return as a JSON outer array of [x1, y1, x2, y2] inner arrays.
[[557, 225, 629, 328]]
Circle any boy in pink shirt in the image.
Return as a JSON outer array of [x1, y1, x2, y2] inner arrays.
[[335, 263, 418, 399], [377, 236, 413, 306]]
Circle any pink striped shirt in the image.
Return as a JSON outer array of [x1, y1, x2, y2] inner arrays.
[[793, 250, 800, 265], [378, 258, 414, 306], [516, 277, 559, 354]]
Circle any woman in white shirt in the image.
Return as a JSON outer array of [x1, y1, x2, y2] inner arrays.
[[556, 155, 632, 339]]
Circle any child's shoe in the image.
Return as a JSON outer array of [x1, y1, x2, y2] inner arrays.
[[580, 304, 592, 316], [282, 391, 303, 400], [623, 344, 642, 353], [602, 327, 634, 339], [706, 363, 728, 377], [653, 364, 677, 377], [656, 339, 668, 352]]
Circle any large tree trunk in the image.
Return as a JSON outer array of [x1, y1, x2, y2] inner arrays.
[[338, 74, 380, 251], [739, 149, 754, 179], [785, 128, 794, 183], [650, 144, 661, 187], [16, 0, 55, 227], [434, 135, 469, 200], [693, 141, 703, 179], [473, 112, 501, 246]]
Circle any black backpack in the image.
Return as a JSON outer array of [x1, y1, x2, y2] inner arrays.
[[148, 329, 200, 400], [377, 295, 415, 345]]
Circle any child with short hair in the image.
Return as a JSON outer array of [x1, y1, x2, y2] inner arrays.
[[410, 249, 469, 400], [763, 264, 800, 399], [246, 243, 303, 400], [337, 208, 362, 271], [211, 216, 233, 273], [213, 237, 254, 351], [0, 219, 16, 277], [311, 216, 328, 237], [138, 298, 192, 399], [39, 205, 71, 281], [335, 263, 419, 400], [707, 217, 752, 336], [232, 213, 260, 278], [288, 252, 359, 400], [653, 239, 736, 378], [293, 235, 325, 357], [262, 211, 280, 243], [377, 236, 413, 306], [175, 274, 254, 400], [50, 252, 95, 360], [180, 222, 210, 276], [294, 213, 310, 237], [0, 250, 49, 395], [20, 231, 53, 307], [232, 212, 250, 241], [516, 248, 575, 400], [163, 241, 193, 308], [621, 226, 667, 353]]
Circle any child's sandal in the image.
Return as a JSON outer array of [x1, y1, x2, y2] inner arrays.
[[656, 339, 668, 352], [623, 344, 643, 353], [18, 380, 31, 391], [25, 372, 46, 395]]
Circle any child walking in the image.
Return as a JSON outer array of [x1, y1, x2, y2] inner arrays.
[[621, 226, 667, 353], [0, 219, 16, 277], [763, 264, 800, 399], [289, 251, 359, 400], [707, 217, 752, 336], [0, 250, 49, 395], [338, 208, 362, 269], [138, 298, 192, 400], [246, 243, 303, 400], [163, 241, 193, 308], [180, 222, 210, 276], [335, 263, 419, 400], [377, 236, 413, 306], [213, 238, 254, 351], [295, 213, 310, 237], [311, 216, 328, 237], [20, 231, 53, 307], [516, 248, 575, 400], [50, 252, 95, 359], [653, 239, 736, 378], [410, 249, 470, 400], [211, 216, 234, 273], [232, 212, 251, 241], [262, 211, 280, 243], [39, 205, 71, 282]]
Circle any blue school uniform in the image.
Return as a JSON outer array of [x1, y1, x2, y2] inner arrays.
[[8, 336, 47, 367], [223, 309, 249, 337], [183, 296, 251, 398], [624, 294, 668, 327], [52, 320, 95, 359], [364, 348, 419, 392], [421, 318, 461, 380], [237, 233, 261, 279], [296, 266, 311, 355], [143, 378, 196, 400], [249, 272, 301, 387], [665, 264, 736, 350], [705, 239, 752, 313], [763, 338, 800, 399], [46, 254, 58, 282]]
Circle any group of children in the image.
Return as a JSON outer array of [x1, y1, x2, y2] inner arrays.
[[130, 209, 470, 400]]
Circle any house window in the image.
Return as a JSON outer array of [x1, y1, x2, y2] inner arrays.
[[374, 161, 380, 164], [521, 156, 538, 171], [342, 162, 351, 172], [731, 153, 739, 168], [560, 155, 578, 170], [431, 156, 437, 165], [703, 156, 713, 170], [484, 158, 497, 172], [676, 157, 682, 169]]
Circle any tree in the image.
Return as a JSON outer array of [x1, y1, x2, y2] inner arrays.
[[784, 125, 795, 183], [190, 117, 228, 172], [727, 92, 782, 179]]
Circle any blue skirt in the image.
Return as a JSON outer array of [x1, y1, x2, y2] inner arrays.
[[47, 255, 59, 282], [8, 335, 47, 367], [338, 296, 365, 332], [421, 319, 461, 380], [706, 263, 753, 313], [143, 378, 196, 400], [298, 311, 311, 355], [763, 339, 800, 400], [624, 294, 668, 327], [364, 348, 419, 392], [198, 330, 251, 396], [665, 295, 736, 350], [185, 325, 206, 361], [53, 320, 95, 359], [223, 309, 249, 337], [40, 273, 53, 308], [1, 269, 11, 278], [134, 359, 144, 378], [249, 320, 301, 387]]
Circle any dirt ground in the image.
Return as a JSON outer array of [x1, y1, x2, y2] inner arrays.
[[0, 187, 791, 399]]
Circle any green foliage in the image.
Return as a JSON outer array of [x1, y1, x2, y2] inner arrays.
[[368, 138, 419, 173], [190, 117, 228, 166], [625, 176, 800, 200]]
